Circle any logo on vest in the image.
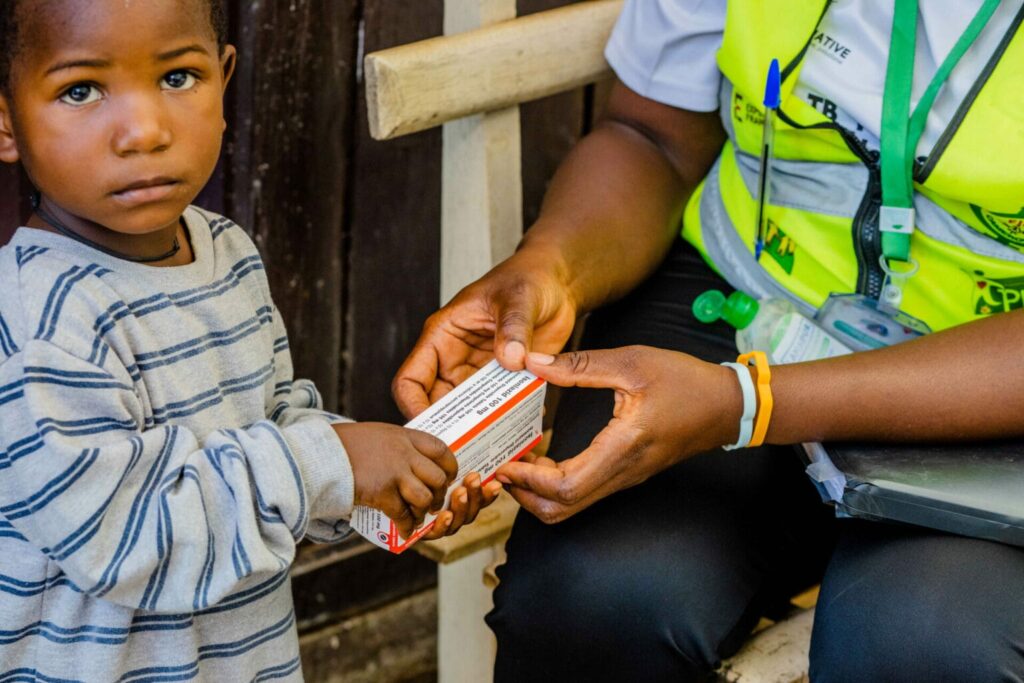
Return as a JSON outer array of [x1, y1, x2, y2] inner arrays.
[[764, 219, 796, 274], [970, 205, 1024, 250], [969, 270, 1024, 315], [732, 93, 765, 125], [810, 31, 852, 63]]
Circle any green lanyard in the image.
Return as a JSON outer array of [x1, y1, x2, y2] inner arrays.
[[879, 0, 1001, 270]]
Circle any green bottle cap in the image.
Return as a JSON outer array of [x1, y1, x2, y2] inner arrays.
[[692, 289, 759, 330]]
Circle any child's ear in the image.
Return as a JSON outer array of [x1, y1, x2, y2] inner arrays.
[[220, 45, 237, 94], [0, 94, 20, 164]]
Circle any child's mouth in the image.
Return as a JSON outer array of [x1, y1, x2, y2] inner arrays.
[[111, 178, 181, 205]]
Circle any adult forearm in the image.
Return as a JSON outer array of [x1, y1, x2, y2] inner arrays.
[[518, 123, 687, 314], [769, 309, 1024, 444], [516, 82, 726, 316]]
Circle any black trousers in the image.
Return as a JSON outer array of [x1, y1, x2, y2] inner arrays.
[[486, 239, 1024, 683]]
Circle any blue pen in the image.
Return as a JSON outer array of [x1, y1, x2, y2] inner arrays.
[[754, 58, 781, 261]]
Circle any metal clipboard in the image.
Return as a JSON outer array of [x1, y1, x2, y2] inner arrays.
[[801, 439, 1024, 547]]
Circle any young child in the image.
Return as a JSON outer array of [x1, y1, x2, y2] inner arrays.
[[0, 0, 500, 680]]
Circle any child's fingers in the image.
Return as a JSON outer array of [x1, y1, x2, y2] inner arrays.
[[398, 476, 433, 524], [407, 430, 458, 483], [445, 486, 470, 535], [459, 473, 483, 526], [380, 496, 418, 540], [483, 480, 502, 503], [421, 511, 454, 541], [410, 458, 449, 512]]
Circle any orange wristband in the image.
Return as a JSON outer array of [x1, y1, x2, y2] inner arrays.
[[737, 351, 773, 448]]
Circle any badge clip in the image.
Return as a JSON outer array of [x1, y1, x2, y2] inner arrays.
[[878, 254, 919, 315], [880, 206, 915, 235]]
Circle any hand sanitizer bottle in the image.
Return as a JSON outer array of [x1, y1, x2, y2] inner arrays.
[[693, 289, 852, 364]]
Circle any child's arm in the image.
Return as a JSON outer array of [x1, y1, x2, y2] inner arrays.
[[264, 358, 355, 542], [0, 338, 361, 613], [264, 309, 496, 540]]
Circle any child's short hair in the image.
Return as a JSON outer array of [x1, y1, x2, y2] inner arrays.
[[0, 0, 230, 96]]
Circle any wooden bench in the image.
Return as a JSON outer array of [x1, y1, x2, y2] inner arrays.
[[365, 2, 816, 681]]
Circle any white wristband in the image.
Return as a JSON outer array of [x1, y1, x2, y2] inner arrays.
[[721, 362, 756, 451]]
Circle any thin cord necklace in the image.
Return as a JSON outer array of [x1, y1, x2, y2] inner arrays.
[[30, 192, 181, 264]]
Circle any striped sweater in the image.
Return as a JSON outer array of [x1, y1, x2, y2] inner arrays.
[[0, 207, 355, 682]]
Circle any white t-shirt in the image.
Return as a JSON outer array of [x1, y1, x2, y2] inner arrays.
[[604, 0, 1022, 158]]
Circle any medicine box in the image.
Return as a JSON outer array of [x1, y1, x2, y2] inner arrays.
[[352, 360, 546, 553]]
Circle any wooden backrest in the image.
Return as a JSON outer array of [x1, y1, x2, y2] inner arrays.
[[364, 0, 622, 304]]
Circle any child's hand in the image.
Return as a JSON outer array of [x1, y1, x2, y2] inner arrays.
[[334, 423, 458, 538], [421, 473, 503, 541]]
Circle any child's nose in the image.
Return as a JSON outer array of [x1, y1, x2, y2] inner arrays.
[[111, 94, 173, 156]]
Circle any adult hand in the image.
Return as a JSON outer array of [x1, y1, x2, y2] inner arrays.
[[496, 346, 743, 523], [392, 250, 578, 419]]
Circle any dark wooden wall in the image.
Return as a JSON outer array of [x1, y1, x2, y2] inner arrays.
[[0, 0, 592, 666]]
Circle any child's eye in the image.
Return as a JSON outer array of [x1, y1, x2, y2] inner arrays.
[[59, 84, 102, 106], [162, 71, 197, 91]]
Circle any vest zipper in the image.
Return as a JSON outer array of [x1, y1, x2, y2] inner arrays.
[[776, 109, 886, 298], [839, 132, 885, 298]]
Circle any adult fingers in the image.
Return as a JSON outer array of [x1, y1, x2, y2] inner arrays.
[[497, 420, 638, 506], [407, 430, 459, 483], [505, 485, 574, 525], [491, 284, 541, 371], [393, 344, 440, 419], [525, 347, 644, 392], [505, 458, 632, 524]]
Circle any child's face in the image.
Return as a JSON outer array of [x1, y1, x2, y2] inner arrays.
[[0, 0, 235, 236]]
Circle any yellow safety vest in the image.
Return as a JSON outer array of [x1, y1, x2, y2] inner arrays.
[[682, 0, 1024, 330]]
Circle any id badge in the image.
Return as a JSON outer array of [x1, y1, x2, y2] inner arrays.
[[815, 293, 931, 351]]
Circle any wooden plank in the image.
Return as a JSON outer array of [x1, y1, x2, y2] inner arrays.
[[225, 0, 359, 411], [342, 0, 444, 423], [365, 0, 622, 140], [719, 609, 814, 683]]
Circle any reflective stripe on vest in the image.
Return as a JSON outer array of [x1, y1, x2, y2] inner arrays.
[[682, 1, 1024, 330]]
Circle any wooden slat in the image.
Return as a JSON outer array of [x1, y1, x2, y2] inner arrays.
[[365, 0, 622, 140]]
